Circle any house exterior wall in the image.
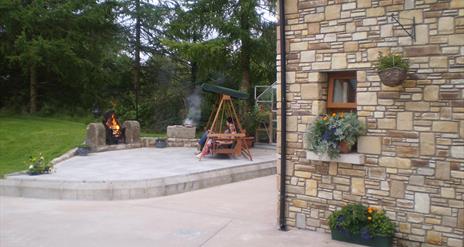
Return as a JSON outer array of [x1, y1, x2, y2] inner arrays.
[[276, 0, 464, 246]]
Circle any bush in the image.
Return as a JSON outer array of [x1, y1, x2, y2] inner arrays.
[[328, 204, 395, 239], [376, 52, 409, 71]]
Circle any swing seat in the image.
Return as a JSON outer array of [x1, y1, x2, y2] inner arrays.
[[208, 133, 252, 160]]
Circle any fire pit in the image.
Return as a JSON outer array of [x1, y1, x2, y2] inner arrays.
[[103, 110, 125, 145], [85, 111, 141, 151]]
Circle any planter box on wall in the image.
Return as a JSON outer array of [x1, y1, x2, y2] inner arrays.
[[305, 151, 365, 165], [331, 230, 393, 247]]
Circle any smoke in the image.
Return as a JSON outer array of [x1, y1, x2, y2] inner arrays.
[[183, 87, 202, 126]]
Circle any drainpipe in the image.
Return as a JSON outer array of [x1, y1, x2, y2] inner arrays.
[[278, 0, 287, 231]]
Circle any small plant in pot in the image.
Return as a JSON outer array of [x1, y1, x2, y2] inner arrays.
[[328, 204, 395, 247], [306, 112, 365, 159], [376, 52, 409, 87], [26, 154, 53, 175], [76, 144, 91, 156]]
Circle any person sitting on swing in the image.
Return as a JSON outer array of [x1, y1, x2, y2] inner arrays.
[[196, 117, 236, 160]]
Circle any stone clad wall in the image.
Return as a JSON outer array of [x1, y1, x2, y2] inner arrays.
[[277, 0, 464, 246]]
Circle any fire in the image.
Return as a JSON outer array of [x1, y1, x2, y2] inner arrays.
[[106, 113, 121, 137]]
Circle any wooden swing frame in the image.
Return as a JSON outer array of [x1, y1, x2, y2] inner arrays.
[[205, 94, 252, 160]]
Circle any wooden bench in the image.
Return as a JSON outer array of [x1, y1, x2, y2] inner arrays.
[[208, 133, 252, 160]]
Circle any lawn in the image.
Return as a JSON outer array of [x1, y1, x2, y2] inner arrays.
[[0, 115, 167, 177], [0, 116, 86, 177]]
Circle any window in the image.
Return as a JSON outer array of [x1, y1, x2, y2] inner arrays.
[[327, 72, 357, 112]]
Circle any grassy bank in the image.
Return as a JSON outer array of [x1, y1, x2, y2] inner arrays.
[[0, 116, 86, 177]]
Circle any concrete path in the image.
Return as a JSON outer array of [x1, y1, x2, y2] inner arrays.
[[1, 176, 358, 247]]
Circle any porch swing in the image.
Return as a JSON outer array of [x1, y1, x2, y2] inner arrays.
[[201, 83, 253, 161]]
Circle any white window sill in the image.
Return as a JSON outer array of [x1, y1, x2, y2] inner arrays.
[[305, 150, 365, 165]]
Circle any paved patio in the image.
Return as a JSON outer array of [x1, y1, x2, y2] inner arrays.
[[1, 147, 276, 200], [0, 176, 359, 247]]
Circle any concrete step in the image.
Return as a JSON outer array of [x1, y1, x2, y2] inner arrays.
[[0, 161, 276, 201]]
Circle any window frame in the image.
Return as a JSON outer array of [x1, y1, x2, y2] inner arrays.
[[327, 72, 357, 110]]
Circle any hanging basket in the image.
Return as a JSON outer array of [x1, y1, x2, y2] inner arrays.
[[378, 67, 407, 87]]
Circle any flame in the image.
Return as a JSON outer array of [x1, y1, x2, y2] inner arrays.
[[106, 113, 121, 137]]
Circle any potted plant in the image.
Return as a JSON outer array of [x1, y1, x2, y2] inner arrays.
[[306, 112, 365, 159], [26, 154, 53, 175], [328, 204, 395, 247], [376, 52, 409, 87], [155, 137, 167, 148], [75, 144, 91, 156]]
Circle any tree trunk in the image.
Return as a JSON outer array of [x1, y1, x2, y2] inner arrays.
[[239, 0, 252, 112], [29, 64, 37, 113], [133, 0, 141, 121]]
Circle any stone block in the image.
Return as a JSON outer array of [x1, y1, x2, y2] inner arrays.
[[441, 187, 455, 198], [304, 13, 325, 22], [343, 42, 357, 53], [448, 239, 463, 247], [325, 5, 341, 20], [167, 125, 195, 138], [438, 17, 454, 34], [353, 32, 367, 40], [351, 177, 365, 195], [312, 101, 326, 115], [449, 34, 464, 45], [332, 53, 347, 69], [124, 121, 141, 144], [415, 25, 429, 45], [405, 102, 429, 111], [85, 123, 106, 149], [300, 50, 316, 62], [451, 0, 464, 8], [287, 116, 298, 131], [397, 112, 413, 130], [415, 193, 430, 213], [369, 167, 386, 180], [451, 146, 464, 158], [301, 84, 321, 99], [366, 7, 385, 17], [296, 213, 306, 228], [357, 92, 377, 105], [379, 157, 411, 169], [305, 179, 317, 196], [426, 231, 442, 245], [399, 10, 423, 24], [436, 162, 450, 180], [285, 0, 298, 14], [368, 48, 390, 61], [461, 121, 464, 139], [358, 136, 381, 154], [424, 86, 439, 101], [420, 133, 435, 156], [409, 175, 424, 185], [431, 206, 451, 216], [390, 180, 405, 198], [399, 223, 410, 233], [380, 24, 393, 37], [290, 42, 308, 51], [404, 45, 440, 57], [357, 0, 371, 8], [378, 119, 396, 129], [308, 23, 320, 35], [430, 57, 448, 68], [432, 121, 458, 133], [458, 209, 464, 228]]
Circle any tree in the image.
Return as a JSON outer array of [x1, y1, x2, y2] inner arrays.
[[0, 0, 120, 113]]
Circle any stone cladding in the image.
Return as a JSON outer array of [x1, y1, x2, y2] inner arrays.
[[276, 0, 464, 246]]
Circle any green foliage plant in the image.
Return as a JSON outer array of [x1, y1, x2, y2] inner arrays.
[[376, 52, 409, 71], [26, 153, 52, 175], [328, 204, 395, 239], [306, 112, 365, 159]]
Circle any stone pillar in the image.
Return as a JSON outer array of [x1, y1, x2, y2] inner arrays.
[[124, 120, 141, 144], [85, 123, 105, 150]]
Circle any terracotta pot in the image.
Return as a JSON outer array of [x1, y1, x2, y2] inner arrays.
[[339, 141, 351, 153], [378, 67, 407, 87]]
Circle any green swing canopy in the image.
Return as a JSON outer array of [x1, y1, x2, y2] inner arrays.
[[201, 83, 249, 100]]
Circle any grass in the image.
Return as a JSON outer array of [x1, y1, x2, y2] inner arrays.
[[0, 116, 86, 177]]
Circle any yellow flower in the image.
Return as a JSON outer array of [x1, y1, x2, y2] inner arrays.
[[332, 113, 336, 117], [368, 216, 372, 221], [340, 112, 345, 118], [367, 207, 373, 213]]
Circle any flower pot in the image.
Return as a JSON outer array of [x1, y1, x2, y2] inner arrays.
[[155, 139, 167, 148], [331, 229, 393, 247], [339, 141, 351, 153], [378, 67, 407, 87], [75, 147, 90, 156]]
